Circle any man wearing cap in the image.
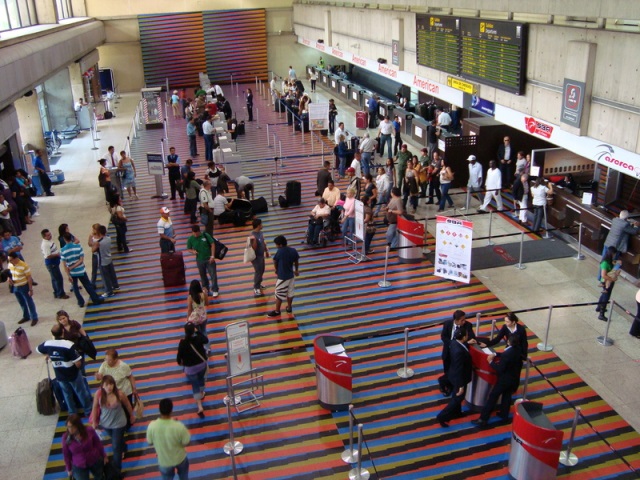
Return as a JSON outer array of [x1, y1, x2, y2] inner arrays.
[[395, 144, 413, 195], [158, 207, 177, 253], [466, 155, 483, 209], [346, 167, 361, 199]]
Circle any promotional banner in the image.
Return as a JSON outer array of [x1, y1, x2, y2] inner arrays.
[[309, 102, 329, 131], [147, 153, 164, 176], [434, 215, 473, 283], [355, 200, 364, 241]]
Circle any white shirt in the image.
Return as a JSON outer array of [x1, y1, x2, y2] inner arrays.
[[379, 120, 394, 135], [199, 188, 214, 209], [438, 111, 452, 126], [468, 162, 483, 188], [531, 184, 549, 206], [360, 137, 375, 153], [334, 127, 344, 145], [104, 150, 118, 167], [202, 120, 214, 135], [376, 173, 390, 194], [350, 159, 362, 178], [311, 204, 331, 217], [212, 195, 229, 216], [289, 68, 297, 80], [485, 167, 502, 190], [41, 238, 60, 260], [235, 176, 252, 190], [0, 200, 10, 219], [270, 79, 276, 91], [214, 85, 224, 96]]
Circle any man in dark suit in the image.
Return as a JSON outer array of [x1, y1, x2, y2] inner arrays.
[[436, 328, 473, 427], [439, 310, 476, 396], [479, 312, 528, 360], [472, 334, 524, 428], [497, 135, 515, 185]]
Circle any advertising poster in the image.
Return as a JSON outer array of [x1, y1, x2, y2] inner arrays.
[[309, 102, 329, 130], [147, 153, 164, 176], [434, 215, 473, 283], [355, 200, 364, 241]]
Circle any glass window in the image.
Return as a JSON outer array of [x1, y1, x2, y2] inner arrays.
[[0, 0, 36, 31], [55, 0, 72, 20]]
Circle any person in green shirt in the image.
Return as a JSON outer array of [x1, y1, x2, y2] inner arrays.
[[395, 144, 413, 195], [146, 398, 191, 479], [186, 226, 218, 297]]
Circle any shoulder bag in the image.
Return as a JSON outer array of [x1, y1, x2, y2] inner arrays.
[[189, 342, 209, 376], [243, 236, 256, 263]]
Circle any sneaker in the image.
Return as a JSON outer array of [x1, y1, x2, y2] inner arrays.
[[266, 310, 281, 318], [285, 306, 293, 314], [254, 289, 262, 296], [33, 212, 40, 217], [101, 292, 115, 298], [212, 291, 219, 298], [113, 287, 120, 291]]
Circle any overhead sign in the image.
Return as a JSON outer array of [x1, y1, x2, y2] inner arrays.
[[471, 95, 495, 116], [561, 78, 586, 128], [392, 39, 400, 66], [434, 216, 473, 283], [146, 153, 164, 176], [447, 76, 475, 94]]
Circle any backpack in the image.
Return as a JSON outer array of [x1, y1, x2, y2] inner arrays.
[[278, 195, 289, 208]]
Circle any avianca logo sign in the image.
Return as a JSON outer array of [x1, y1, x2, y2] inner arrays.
[[524, 116, 553, 138], [595, 144, 637, 175]]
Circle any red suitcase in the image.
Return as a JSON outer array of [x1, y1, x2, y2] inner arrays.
[[160, 252, 186, 287], [356, 111, 368, 129], [11, 327, 32, 359]]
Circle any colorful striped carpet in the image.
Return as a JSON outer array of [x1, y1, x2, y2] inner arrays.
[[43, 86, 640, 479]]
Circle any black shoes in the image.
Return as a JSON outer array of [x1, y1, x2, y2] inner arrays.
[[471, 418, 488, 428]]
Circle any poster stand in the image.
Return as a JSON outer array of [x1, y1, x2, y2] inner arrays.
[[345, 199, 367, 263], [225, 321, 264, 413]]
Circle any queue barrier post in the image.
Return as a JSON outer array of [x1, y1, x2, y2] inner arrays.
[[537, 305, 554, 352], [378, 246, 392, 288], [487, 210, 495, 246], [574, 222, 585, 260], [597, 301, 615, 346], [341, 405, 359, 463], [397, 328, 415, 378], [490, 319, 496, 340], [223, 395, 243, 456], [279, 140, 282, 161], [274, 156, 280, 187], [475, 313, 481, 337], [255, 107, 261, 129], [422, 217, 431, 255], [348, 424, 370, 480], [269, 173, 276, 206], [266, 124, 270, 147], [521, 358, 531, 401], [558, 407, 581, 467], [514, 231, 527, 270]]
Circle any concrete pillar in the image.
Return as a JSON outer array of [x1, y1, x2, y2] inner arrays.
[[14, 93, 49, 171], [34, 0, 58, 24], [43, 68, 75, 131], [324, 10, 332, 47]]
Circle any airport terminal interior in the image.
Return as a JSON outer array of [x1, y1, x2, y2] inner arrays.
[[1, 1, 640, 479]]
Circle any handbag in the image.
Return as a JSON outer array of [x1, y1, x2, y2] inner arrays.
[[243, 236, 256, 263], [76, 335, 97, 360], [213, 237, 228, 260], [189, 342, 209, 376], [134, 394, 144, 420]]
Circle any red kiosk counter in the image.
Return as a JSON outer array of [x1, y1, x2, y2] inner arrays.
[[314, 335, 352, 411], [465, 344, 498, 412]]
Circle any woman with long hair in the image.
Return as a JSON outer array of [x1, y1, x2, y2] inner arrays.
[[118, 151, 138, 200], [90, 375, 135, 476], [56, 310, 89, 374], [187, 279, 209, 341], [176, 322, 209, 418], [109, 194, 129, 253], [62, 413, 106, 480], [437, 158, 455, 212]]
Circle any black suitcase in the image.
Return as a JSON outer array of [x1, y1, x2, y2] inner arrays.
[[350, 136, 360, 152], [417, 103, 428, 119], [320, 129, 328, 136], [251, 197, 269, 214], [160, 251, 186, 287], [236, 121, 245, 135], [103, 111, 113, 120], [286, 180, 301, 206], [278, 195, 289, 208]]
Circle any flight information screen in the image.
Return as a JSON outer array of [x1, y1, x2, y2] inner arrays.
[[416, 15, 460, 75]]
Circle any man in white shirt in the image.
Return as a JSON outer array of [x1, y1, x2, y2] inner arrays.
[[479, 160, 503, 212], [41, 228, 68, 299], [270, 76, 279, 105], [103, 145, 118, 167], [378, 116, 394, 160], [202, 118, 215, 162], [334, 122, 345, 145], [350, 152, 362, 179], [199, 180, 215, 236], [288, 66, 297, 81], [212, 191, 231, 217], [359, 133, 375, 177], [214, 84, 224, 97], [436, 109, 452, 131], [466, 155, 483, 209]]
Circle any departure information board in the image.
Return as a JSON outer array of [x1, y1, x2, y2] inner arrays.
[[415, 14, 527, 95], [460, 18, 527, 95], [416, 15, 460, 75]]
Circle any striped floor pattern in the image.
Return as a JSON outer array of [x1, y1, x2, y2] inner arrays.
[[43, 86, 640, 479]]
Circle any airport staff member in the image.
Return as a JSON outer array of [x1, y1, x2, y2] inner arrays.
[[438, 310, 476, 397]]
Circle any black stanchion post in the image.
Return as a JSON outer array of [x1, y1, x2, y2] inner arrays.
[[270, 173, 275, 206], [274, 156, 280, 187], [341, 405, 359, 463], [521, 358, 531, 401], [537, 305, 554, 352]]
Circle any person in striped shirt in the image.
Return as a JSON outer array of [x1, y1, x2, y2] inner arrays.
[[60, 232, 104, 308], [7, 252, 38, 326]]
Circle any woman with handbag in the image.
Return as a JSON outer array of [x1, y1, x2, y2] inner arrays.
[[96, 348, 139, 418], [249, 218, 269, 297], [90, 375, 135, 477], [176, 322, 209, 418], [186, 279, 209, 342], [109, 194, 129, 253], [62, 414, 107, 480]]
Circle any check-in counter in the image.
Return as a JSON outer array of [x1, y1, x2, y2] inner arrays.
[[329, 75, 341, 94], [379, 101, 394, 120], [350, 86, 365, 109], [411, 117, 429, 148], [320, 70, 330, 90], [394, 107, 414, 136], [362, 90, 376, 111], [338, 81, 353, 101]]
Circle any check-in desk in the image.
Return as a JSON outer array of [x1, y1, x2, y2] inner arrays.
[[465, 344, 498, 412], [329, 75, 341, 94], [394, 107, 414, 136], [350, 86, 365, 109], [338, 81, 353, 102], [411, 117, 429, 148], [378, 101, 394, 120], [320, 70, 330, 90]]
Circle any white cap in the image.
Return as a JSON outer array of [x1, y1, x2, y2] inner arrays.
[[467, 155, 476, 161]]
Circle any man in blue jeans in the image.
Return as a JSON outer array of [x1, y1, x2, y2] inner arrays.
[[60, 232, 104, 308], [41, 228, 69, 299], [7, 252, 39, 326], [37, 324, 93, 415], [147, 398, 191, 480]]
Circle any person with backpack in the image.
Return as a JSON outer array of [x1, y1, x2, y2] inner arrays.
[[186, 225, 219, 298]]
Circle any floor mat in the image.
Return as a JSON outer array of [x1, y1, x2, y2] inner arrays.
[[472, 238, 577, 270]]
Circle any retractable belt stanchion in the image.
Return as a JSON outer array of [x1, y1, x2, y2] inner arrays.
[[597, 301, 615, 346], [521, 358, 531, 402], [223, 395, 243, 457], [537, 305, 554, 352], [274, 156, 280, 187], [255, 107, 260, 129], [558, 407, 581, 467], [348, 424, 370, 480], [543, 203, 551, 239], [574, 222, 585, 260], [341, 405, 359, 463], [266, 124, 270, 147], [378, 246, 392, 288], [475, 313, 481, 337], [270, 173, 276, 206], [514, 231, 527, 270], [397, 328, 415, 378], [487, 210, 495, 246], [490, 319, 496, 340]]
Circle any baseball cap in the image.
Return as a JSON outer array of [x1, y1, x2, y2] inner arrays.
[[160, 207, 170, 214], [401, 144, 408, 149], [467, 155, 476, 161], [346, 167, 355, 174]]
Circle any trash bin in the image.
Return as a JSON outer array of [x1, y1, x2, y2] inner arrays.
[[314, 335, 352, 411], [465, 344, 498, 412], [509, 401, 564, 480], [397, 215, 425, 263]]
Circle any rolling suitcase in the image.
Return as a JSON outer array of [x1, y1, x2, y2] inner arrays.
[[160, 251, 186, 287], [0, 321, 7, 351], [251, 197, 269, 214], [37, 361, 57, 415], [11, 327, 31, 359], [356, 111, 368, 129], [286, 180, 301, 206], [103, 111, 113, 120]]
